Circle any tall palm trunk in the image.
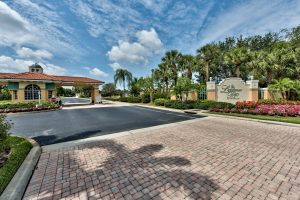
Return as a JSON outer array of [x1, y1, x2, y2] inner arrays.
[[187, 69, 192, 80], [123, 78, 125, 96], [165, 80, 169, 94], [172, 62, 178, 86], [205, 61, 209, 82], [150, 92, 153, 103], [236, 65, 240, 78], [266, 69, 273, 85]]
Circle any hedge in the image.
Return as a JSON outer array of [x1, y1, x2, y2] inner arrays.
[[0, 101, 59, 113], [154, 99, 234, 110], [154, 98, 168, 106]]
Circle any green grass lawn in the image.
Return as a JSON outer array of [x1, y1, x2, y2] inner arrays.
[[209, 112, 300, 124], [0, 100, 13, 104], [0, 136, 32, 194]]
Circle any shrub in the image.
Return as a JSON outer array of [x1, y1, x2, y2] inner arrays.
[[0, 114, 11, 142], [119, 97, 128, 102], [141, 94, 150, 103], [210, 104, 300, 117], [154, 98, 168, 106], [118, 96, 142, 103], [0, 101, 59, 113], [236, 101, 258, 109], [127, 96, 142, 103], [159, 100, 234, 110], [79, 94, 89, 98], [164, 100, 195, 110], [153, 92, 168, 100], [103, 97, 120, 101], [195, 100, 234, 110], [258, 99, 300, 105], [0, 89, 11, 101]]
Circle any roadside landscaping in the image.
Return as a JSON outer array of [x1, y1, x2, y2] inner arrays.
[[209, 112, 300, 124], [106, 97, 300, 124], [105, 96, 234, 110], [208, 100, 300, 124], [0, 100, 60, 113], [0, 115, 32, 194], [210, 100, 300, 117]]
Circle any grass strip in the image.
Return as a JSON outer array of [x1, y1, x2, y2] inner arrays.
[[209, 112, 300, 124], [0, 136, 32, 194]]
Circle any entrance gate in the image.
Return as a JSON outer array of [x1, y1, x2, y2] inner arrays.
[[198, 87, 207, 100]]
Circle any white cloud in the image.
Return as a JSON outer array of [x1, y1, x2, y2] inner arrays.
[[16, 47, 53, 60], [0, 1, 84, 58], [197, 0, 300, 44], [109, 62, 124, 71], [89, 68, 108, 77], [65, 0, 145, 43], [107, 28, 163, 65], [0, 55, 66, 75], [0, 1, 37, 46], [39, 63, 67, 75], [138, 0, 170, 14], [136, 28, 163, 53], [107, 41, 148, 64]]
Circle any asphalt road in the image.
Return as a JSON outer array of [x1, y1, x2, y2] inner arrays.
[[7, 105, 204, 146], [62, 97, 91, 104]]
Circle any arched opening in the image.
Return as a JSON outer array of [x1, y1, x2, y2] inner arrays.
[[25, 84, 41, 100]]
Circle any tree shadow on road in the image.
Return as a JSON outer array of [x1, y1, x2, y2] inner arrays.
[[33, 129, 102, 145], [67, 140, 218, 199]]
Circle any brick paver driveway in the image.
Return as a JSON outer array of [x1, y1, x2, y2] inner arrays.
[[24, 117, 300, 200]]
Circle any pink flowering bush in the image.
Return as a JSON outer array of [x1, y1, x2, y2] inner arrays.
[[210, 100, 300, 117]]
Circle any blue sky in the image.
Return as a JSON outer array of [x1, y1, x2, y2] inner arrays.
[[1, 0, 300, 84]]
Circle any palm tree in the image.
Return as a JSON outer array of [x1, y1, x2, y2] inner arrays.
[[129, 77, 141, 96], [197, 44, 219, 82], [151, 68, 163, 91], [293, 80, 300, 99], [162, 50, 182, 87], [269, 78, 294, 99], [179, 55, 197, 80], [224, 47, 250, 78], [257, 50, 281, 85], [246, 51, 261, 78], [156, 63, 171, 93], [114, 69, 132, 96]]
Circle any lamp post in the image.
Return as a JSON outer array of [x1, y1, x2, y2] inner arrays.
[[38, 90, 41, 105]]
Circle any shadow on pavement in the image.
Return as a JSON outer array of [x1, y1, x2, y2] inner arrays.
[[33, 129, 102, 145], [63, 140, 219, 199]]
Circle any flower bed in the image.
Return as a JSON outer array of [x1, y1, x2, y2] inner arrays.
[[0, 101, 60, 113], [210, 100, 300, 117]]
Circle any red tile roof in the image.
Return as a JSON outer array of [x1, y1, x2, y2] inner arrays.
[[0, 72, 104, 84]]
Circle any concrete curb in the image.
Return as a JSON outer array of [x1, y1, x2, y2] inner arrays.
[[0, 138, 41, 200], [43, 117, 211, 152], [202, 112, 300, 128]]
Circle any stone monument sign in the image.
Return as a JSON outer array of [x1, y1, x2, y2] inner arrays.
[[207, 78, 259, 104]]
